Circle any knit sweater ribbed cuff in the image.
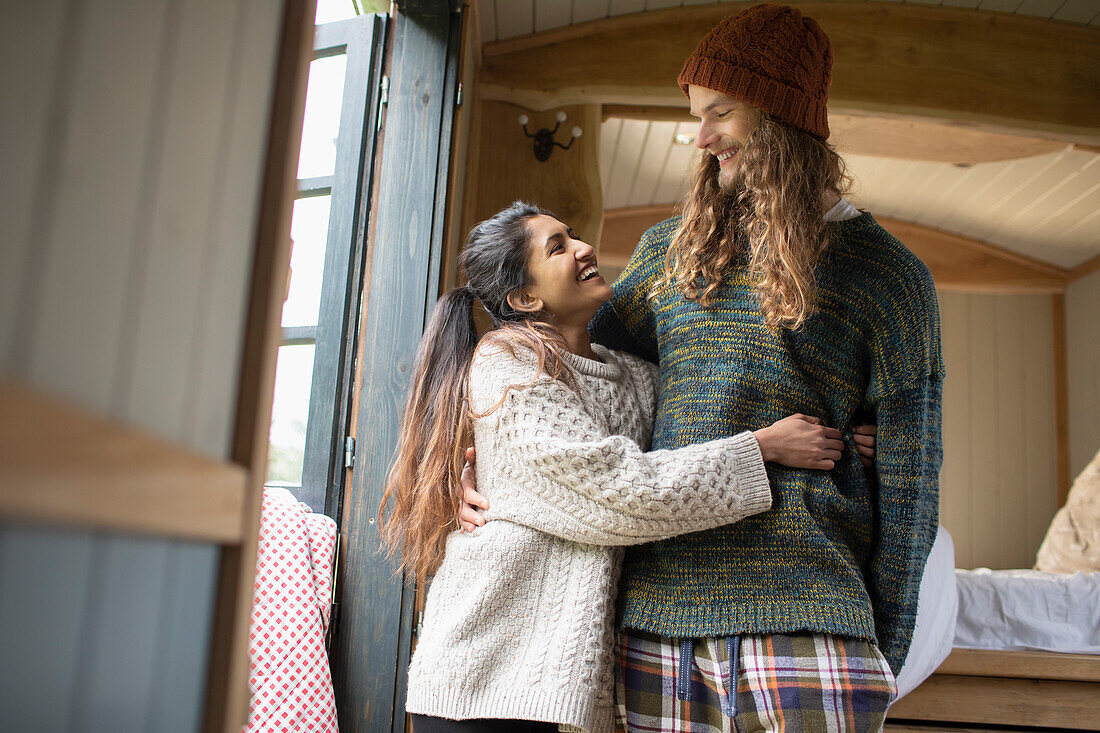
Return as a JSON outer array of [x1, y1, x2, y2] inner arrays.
[[405, 681, 598, 731]]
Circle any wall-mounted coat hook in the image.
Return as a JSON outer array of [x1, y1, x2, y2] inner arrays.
[[519, 111, 582, 162]]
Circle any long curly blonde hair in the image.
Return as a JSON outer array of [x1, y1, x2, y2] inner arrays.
[[656, 113, 851, 330]]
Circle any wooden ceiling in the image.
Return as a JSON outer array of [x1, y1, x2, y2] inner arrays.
[[469, 1, 1100, 270]]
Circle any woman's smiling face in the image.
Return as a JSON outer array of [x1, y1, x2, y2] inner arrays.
[[514, 215, 612, 328]]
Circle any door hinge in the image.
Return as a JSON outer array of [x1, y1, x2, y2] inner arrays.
[[376, 75, 389, 133], [456, 81, 463, 107], [344, 436, 355, 469]]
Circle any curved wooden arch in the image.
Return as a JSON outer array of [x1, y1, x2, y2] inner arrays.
[[479, 1, 1100, 144]]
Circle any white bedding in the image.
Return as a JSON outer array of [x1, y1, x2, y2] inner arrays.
[[894, 526, 957, 700], [953, 567, 1100, 654]]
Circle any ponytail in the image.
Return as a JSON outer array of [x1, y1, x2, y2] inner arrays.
[[378, 285, 480, 583], [378, 201, 579, 582]]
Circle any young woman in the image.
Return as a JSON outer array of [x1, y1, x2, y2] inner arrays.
[[378, 202, 856, 733]]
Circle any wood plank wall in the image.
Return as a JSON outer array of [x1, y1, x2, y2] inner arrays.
[[938, 292, 1059, 570], [1066, 268, 1100, 481], [0, 0, 285, 729]]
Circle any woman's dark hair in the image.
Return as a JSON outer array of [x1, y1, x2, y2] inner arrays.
[[378, 201, 575, 582]]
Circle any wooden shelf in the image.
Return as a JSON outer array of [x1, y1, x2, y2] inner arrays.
[[0, 380, 248, 543]]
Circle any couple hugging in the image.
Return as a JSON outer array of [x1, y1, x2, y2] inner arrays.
[[380, 5, 943, 732]]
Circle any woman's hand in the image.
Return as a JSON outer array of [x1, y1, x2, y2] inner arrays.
[[852, 423, 877, 468], [458, 446, 489, 532], [753, 414, 844, 470]]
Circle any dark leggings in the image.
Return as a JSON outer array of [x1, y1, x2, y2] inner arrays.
[[409, 714, 559, 733]]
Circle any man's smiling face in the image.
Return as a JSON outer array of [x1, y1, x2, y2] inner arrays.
[[688, 84, 761, 191]]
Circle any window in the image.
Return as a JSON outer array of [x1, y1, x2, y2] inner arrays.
[[266, 8, 387, 515]]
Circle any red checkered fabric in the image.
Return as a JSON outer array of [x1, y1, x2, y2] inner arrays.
[[246, 488, 339, 733]]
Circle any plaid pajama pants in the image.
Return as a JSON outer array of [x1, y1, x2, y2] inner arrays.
[[614, 629, 897, 733]]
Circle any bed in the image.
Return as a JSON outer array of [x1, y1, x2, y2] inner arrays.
[[888, 567, 1100, 730]]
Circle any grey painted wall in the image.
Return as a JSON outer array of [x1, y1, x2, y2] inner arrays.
[[0, 0, 286, 729]]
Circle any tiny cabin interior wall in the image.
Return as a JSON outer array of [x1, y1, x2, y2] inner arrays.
[[453, 0, 1100, 573], [1067, 267, 1100, 481], [0, 0, 310, 729]]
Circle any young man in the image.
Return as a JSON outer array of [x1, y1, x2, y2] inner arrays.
[[464, 5, 943, 730]]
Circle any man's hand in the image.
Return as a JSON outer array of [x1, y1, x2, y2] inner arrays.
[[458, 447, 489, 533], [852, 424, 877, 469]]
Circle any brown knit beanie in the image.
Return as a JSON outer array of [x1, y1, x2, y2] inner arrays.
[[678, 4, 833, 139]]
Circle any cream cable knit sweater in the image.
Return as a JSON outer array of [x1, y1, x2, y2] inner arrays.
[[404, 343, 772, 733]]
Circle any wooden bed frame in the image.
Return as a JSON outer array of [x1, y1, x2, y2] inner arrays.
[[886, 648, 1100, 731]]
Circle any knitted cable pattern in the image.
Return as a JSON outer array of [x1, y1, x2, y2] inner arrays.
[[590, 211, 943, 675], [405, 344, 773, 733]]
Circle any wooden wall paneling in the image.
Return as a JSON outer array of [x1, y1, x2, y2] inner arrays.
[[118, 0, 241, 444], [599, 118, 623, 199], [599, 205, 679, 268], [1069, 252, 1100, 282], [1017, 155, 1100, 251], [991, 149, 1077, 236], [0, 525, 96, 730], [1065, 268, 1100, 481], [205, 0, 316, 730], [331, 7, 461, 731], [597, 206, 1072, 294], [458, 91, 484, 271], [650, 124, 696, 204], [494, 0, 532, 38], [636, 123, 679, 206], [937, 291, 972, 569], [603, 120, 651, 210], [623, 120, 680, 209], [470, 101, 604, 247], [573, 0, 612, 24], [610, 0, 647, 15], [0, 381, 248, 542], [967, 295, 1001, 567], [1022, 295, 1058, 555], [478, 0, 498, 43], [934, 292, 1060, 569], [423, 11, 464, 332], [536, 0, 573, 33], [604, 106, 1072, 164], [148, 541, 221, 732], [71, 536, 171, 729], [21, 0, 171, 413], [876, 216, 1068, 294], [966, 153, 1066, 244], [479, 2, 1100, 144], [994, 296, 1031, 568], [1052, 0, 1100, 24], [441, 0, 482, 292], [185, 0, 286, 458], [1052, 292, 1070, 504], [0, 0, 67, 369]]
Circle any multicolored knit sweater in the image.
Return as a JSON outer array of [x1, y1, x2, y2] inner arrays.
[[590, 212, 944, 674]]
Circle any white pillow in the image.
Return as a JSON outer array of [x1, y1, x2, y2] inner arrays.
[[1036, 446, 1100, 574]]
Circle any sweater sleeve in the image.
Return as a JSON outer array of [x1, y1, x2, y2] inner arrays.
[[588, 221, 674, 363], [866, 378, 943, 676], [863, 253, 945, 676], [482, 377, 773, 547]]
